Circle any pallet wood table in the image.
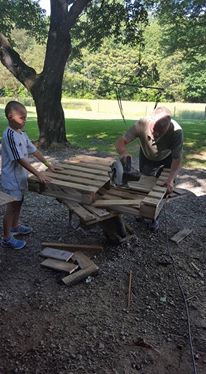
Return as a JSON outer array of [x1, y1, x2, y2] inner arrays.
[[28, 155, 188, 241], [28, 155, 113, 204]]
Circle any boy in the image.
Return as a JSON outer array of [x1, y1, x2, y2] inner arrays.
[[1, 101, 54, 250]]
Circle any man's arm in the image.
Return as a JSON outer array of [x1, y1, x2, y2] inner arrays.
[[116, 136, 130, 159], [165, 157, 181, 194], [116, 122, 140, 159]]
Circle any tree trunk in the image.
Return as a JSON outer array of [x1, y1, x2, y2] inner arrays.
[[32, 75, 68, 148], [31, 0, 72, 148]]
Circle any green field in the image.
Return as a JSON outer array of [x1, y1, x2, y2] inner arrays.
[[0, 104, 206, 168]]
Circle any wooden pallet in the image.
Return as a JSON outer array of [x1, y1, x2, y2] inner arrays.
[[28, 155, 113, 204], [92, 170, 171, 220]]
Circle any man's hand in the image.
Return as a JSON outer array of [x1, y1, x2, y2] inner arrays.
[[165, 179, 174, 194], [36, 171, 51, 183]]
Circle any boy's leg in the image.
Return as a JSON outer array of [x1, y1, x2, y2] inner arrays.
[[3, 200, 23, 239]]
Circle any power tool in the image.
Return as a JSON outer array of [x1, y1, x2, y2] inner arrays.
[[109, 155, 141, 187]]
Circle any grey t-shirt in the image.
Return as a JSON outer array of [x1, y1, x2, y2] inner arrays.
[[124, 117, 183, 161], [1, 127, 37, 191]]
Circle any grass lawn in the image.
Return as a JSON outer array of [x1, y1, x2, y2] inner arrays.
[[0, 106, 205, 168]]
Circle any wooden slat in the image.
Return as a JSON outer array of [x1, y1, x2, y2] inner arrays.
[[45, 171, 104, 187], [41, 242, 104, 251], [93, 199, 141, 207], [41, 258, 78, 273], [61, 200, 96, 223], [62, 263, 99, 286], [40, 247, 74, 262], [49, 168, 109, 182], [108, 205, 140, 216], [170, 229, 192, 244], [72, 252, 94, 269], [85, 205, 111, 217], [100, 187, 146, 200], [29, 175, 98, 193], [68, 155, 114, 166], [66, 160, 111, 171], [59, 163, 109, 176]]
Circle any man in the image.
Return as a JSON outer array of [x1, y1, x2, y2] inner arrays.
[[116, 106, 183, 230], [116, 106, 183, 193]]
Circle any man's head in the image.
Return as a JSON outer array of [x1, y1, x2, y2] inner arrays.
[[150, 106, 172, 139], [5, 101, 27, 130]]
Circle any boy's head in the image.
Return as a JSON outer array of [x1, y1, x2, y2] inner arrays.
[[5, 101, 27, 130]]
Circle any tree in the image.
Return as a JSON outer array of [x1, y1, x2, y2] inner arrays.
[[0, 0, 149, 148]]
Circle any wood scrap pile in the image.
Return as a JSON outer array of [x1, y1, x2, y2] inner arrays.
[[40, 242, 100, 286]]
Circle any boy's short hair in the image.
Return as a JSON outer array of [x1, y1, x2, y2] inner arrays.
[[5, 101, 26, 119]]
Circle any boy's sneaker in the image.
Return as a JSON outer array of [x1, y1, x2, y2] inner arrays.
[[1, 237, 26, 250], [11, 225, 33, 236]]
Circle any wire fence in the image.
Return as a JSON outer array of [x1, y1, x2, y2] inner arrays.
[[0, 97, 206, 120]]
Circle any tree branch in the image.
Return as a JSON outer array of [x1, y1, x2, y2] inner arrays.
[[0, 33, 37, 91], [68, 0, 91, 29]]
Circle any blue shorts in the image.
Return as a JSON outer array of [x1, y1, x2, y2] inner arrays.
[[2, 188, 25, 202]]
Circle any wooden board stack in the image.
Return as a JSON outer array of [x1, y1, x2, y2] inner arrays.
[[28, 155, 113, 205]]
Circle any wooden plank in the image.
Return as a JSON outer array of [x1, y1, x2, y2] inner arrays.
[[0, 191, 16, 205], [65, 160, 111, 171], [44, 177, 98, 193], [52, 168, 109, 182], [29, 175, 98, 194], [45, 171, 105, 187], [40, 247, 73, 262], [41, 258, 78, 273], [148, 190, 166, 199], [170, 229, 192, 244], [85, 205, 111, 217], [142, 197, 160, 206], [41, 242, 104, 251], [100, 188, 146, 200], [59, 163, 109, 176], [107, 205, 140, 216], [140, 203, 156, 219], [62, 263, 99, 286], [173, 187, 189, 195], [100, 193, 142, 205], [62, 200, 96, 223], [43, 185, 94, 205], [153, 186, 167, 193], [72, 252, 94, 269], [68, 155, 114, 166], [93, 199, 141, 207]]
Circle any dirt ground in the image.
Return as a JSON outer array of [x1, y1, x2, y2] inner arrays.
[[0, 147, 206, 374]]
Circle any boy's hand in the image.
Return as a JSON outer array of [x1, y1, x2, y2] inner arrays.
[[37, 171, 51, 183], [45, 162, 63, 172]]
